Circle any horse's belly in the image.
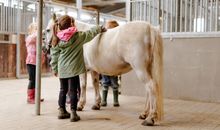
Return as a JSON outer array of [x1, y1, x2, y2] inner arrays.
[[84, 48, 131, 75]]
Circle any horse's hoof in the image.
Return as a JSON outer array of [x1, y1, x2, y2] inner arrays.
[[77, 107, 83, 111], [141, 118, 155, 126], [139, 114, 146, 120], [91, 105, 100, 110]]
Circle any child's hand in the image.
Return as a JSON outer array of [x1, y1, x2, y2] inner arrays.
[[54, 72, 57, 77], [101, 26, 107, 32]]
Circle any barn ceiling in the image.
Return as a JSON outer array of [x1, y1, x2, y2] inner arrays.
[[51, 0, 126, 17]]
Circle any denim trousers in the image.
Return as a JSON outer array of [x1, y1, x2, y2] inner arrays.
[[59, 76, 80, 110], [101, 75, 119, 90]]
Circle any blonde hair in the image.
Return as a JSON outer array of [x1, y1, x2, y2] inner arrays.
[[105, 20, 119, 29], [28, 22, 37, 35]]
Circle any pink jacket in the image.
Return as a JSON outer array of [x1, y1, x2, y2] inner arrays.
[[25, 32, 45, 65]]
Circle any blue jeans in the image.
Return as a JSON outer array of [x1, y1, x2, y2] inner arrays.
[[101, 75, 119, 90]]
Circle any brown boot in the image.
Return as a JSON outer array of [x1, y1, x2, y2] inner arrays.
[[70, 110, 80, 122], [58, 108, 70, 119]]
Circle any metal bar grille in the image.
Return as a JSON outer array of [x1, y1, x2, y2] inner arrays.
[[130, 0, 220, 33], [0, 0, 126, 34], [0, 0, 219, 34]]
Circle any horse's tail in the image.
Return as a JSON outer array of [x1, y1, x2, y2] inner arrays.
[[150, 25, 164, 121]]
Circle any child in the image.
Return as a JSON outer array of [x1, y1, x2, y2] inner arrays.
[[50, 15, 105, 122], [100, 20, 120, 107], [26, 22, 44, 104]]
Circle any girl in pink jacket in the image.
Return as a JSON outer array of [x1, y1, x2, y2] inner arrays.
[[26, 23, 44, 104]]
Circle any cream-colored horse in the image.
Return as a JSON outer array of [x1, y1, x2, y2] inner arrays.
[[46, 19, 164, 126]]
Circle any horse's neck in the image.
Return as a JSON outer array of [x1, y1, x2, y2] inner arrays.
[[75, 20, 94, 31]]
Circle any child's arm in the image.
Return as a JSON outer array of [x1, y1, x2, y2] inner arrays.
[[50, 45, 60, 75], [78, 26, 102, 44], [25, 33, 37, 45]]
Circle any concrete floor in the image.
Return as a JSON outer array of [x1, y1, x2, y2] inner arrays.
[[0, 76, 220, 130]]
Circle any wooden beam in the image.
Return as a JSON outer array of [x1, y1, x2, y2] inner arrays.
[[83, 0, 126, 6]]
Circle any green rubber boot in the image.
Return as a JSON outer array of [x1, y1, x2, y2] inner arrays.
[[113, 90, 120, 107], [101, 90, 108, 107]]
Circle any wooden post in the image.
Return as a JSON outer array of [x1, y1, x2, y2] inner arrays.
[[96, 10, 100, 25]]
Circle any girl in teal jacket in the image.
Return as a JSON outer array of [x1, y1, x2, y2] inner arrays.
[[50, 15, 104, 122]]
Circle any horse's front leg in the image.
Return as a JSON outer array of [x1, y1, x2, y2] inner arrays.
[[90, 70, 101, 110], [77, 72, 87, 111]]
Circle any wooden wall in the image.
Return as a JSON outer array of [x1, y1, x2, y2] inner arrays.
[[0, 34, 51, 78], [20, 34, 27, 75], [0, 43, 16, 78]]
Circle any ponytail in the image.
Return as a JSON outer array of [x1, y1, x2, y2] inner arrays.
[[51, 15, 75, 46], [51, 22, 60, 47]]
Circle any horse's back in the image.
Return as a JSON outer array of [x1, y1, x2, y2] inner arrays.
[[117, 21, 152, 42], [83, 21, 157, 75]]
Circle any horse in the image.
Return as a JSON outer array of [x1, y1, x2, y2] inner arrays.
[[45, 17, 164, 126]]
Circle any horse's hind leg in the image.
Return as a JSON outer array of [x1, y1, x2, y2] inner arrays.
[[141, 79, 157, 126], [132, 63, 157, 126], [90, 71, 101, 110], [77, 72, 87, 111], [139, 90, 150, 120]]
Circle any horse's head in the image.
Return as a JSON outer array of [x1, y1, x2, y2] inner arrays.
[[43, 13, 56, 48], [45, 20, 54, 46]]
